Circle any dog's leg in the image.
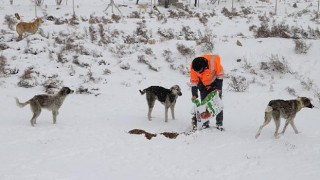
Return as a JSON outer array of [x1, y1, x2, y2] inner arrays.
[[146, 94, 155, 121], [164, 106, 169, 122], [289, 120, 299, 134], [52, 110, 59, 124], [273, 119, 281, 138], [281, 118, 292, 134], [170, 105, 175, 120], [30, 104, 41, 127], [255, 110, 272, 138]]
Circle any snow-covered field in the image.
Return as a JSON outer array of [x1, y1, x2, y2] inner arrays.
[[1, 0, 320, 179]]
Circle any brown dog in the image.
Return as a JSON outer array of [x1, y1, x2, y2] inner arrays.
[[16, 17, 43, 41]]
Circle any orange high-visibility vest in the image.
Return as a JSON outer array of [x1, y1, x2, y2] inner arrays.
[[190, 54, 224, 86]]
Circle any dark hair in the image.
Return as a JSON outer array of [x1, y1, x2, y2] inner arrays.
[[192, 57, 207, 72]]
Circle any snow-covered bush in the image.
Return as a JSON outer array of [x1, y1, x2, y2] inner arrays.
[[294, 39, 311, 54], [0, 55, 6, 75], [227, 75, 249, 92], [260, 55, 290, 74], [18, 67, 39, 88], [4, 15, 17, 31], [176, 43, 195, 57]]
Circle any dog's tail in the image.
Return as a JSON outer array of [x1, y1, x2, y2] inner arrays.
[[15, 97, 29, 108], [139, 89, 146, 95], [265, 106, 273, 113]]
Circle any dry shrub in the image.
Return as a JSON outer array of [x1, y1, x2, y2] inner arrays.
[[89, 25, 98, 42], [176, 43, 195, 57], [300, 78, 313, 91], [135, 22, 150, 43], [76, 86, 93, 94], [111, 14, 121, 23], [128, 11, 140, 19], [294, 39, 311, 54], [181, 26, 198, 41], [0, 55, 6, 75], [4, 15, 17, 30], [162, 49, 173, 63], [157, 28, 175, 40], [42, 75, 63, 94], [0, 43, 9, 51], [18, 67, 39, 88], [168, 9, 189, 19], [260, 55, 290, 74], [197, 29, 215, 52], [228, 75, 249, 92], [137, 55, 159, 72], [285, 87, 296, 96], [221, 7, 239, 17]]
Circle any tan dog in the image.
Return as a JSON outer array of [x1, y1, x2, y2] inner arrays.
[[15, 87, 74, 126], [16, 17, 43, 41], [138, 3, 148, 14]]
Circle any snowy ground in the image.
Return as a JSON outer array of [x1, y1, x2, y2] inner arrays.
[[1, 0, 320, 179]]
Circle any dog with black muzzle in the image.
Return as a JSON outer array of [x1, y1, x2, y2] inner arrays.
[[255, 97, 314, 139], [139, 85, 182, 122], [15, 87, 74, 126]]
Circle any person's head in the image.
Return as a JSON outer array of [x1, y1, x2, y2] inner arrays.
[[192, 57, 207, 73]]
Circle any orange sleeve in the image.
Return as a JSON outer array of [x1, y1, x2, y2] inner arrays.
[[190, 64, 199, 86], [214, 55, 224, 78]]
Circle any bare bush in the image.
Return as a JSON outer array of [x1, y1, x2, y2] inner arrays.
[[128, 11, 140, 19], [198, 13, 209, 25], [176, 43, 195, 57], [157, 28, 175, 40], [42, 75, 63, 94], [197, 29, 215, 52], [4, 15, 17, 30], [169, 64, 189, 75], [89, 25, 97, 42], [135, 22, 150, 43], [109, 44, 131, 58], [18, 67, 39, 88], [76, 86, 93, 94], [120, 62, 130, 70], [181, 26, 198, 41], [137, 55, 159, 72], [300, 78, 313, 91], [221, 7, 239, 17], [285, 87, 296, 96], [168, 9, 189, 19], [294, 39, 311, 54], [111, 14, 121, 23], [0, 55, 6, 75], [0, 43, 9, 51], [260, 55, 290, 74], [228, 75, 249, 92], [255, 22, 291, 38], [162, 49, 174, 63]]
